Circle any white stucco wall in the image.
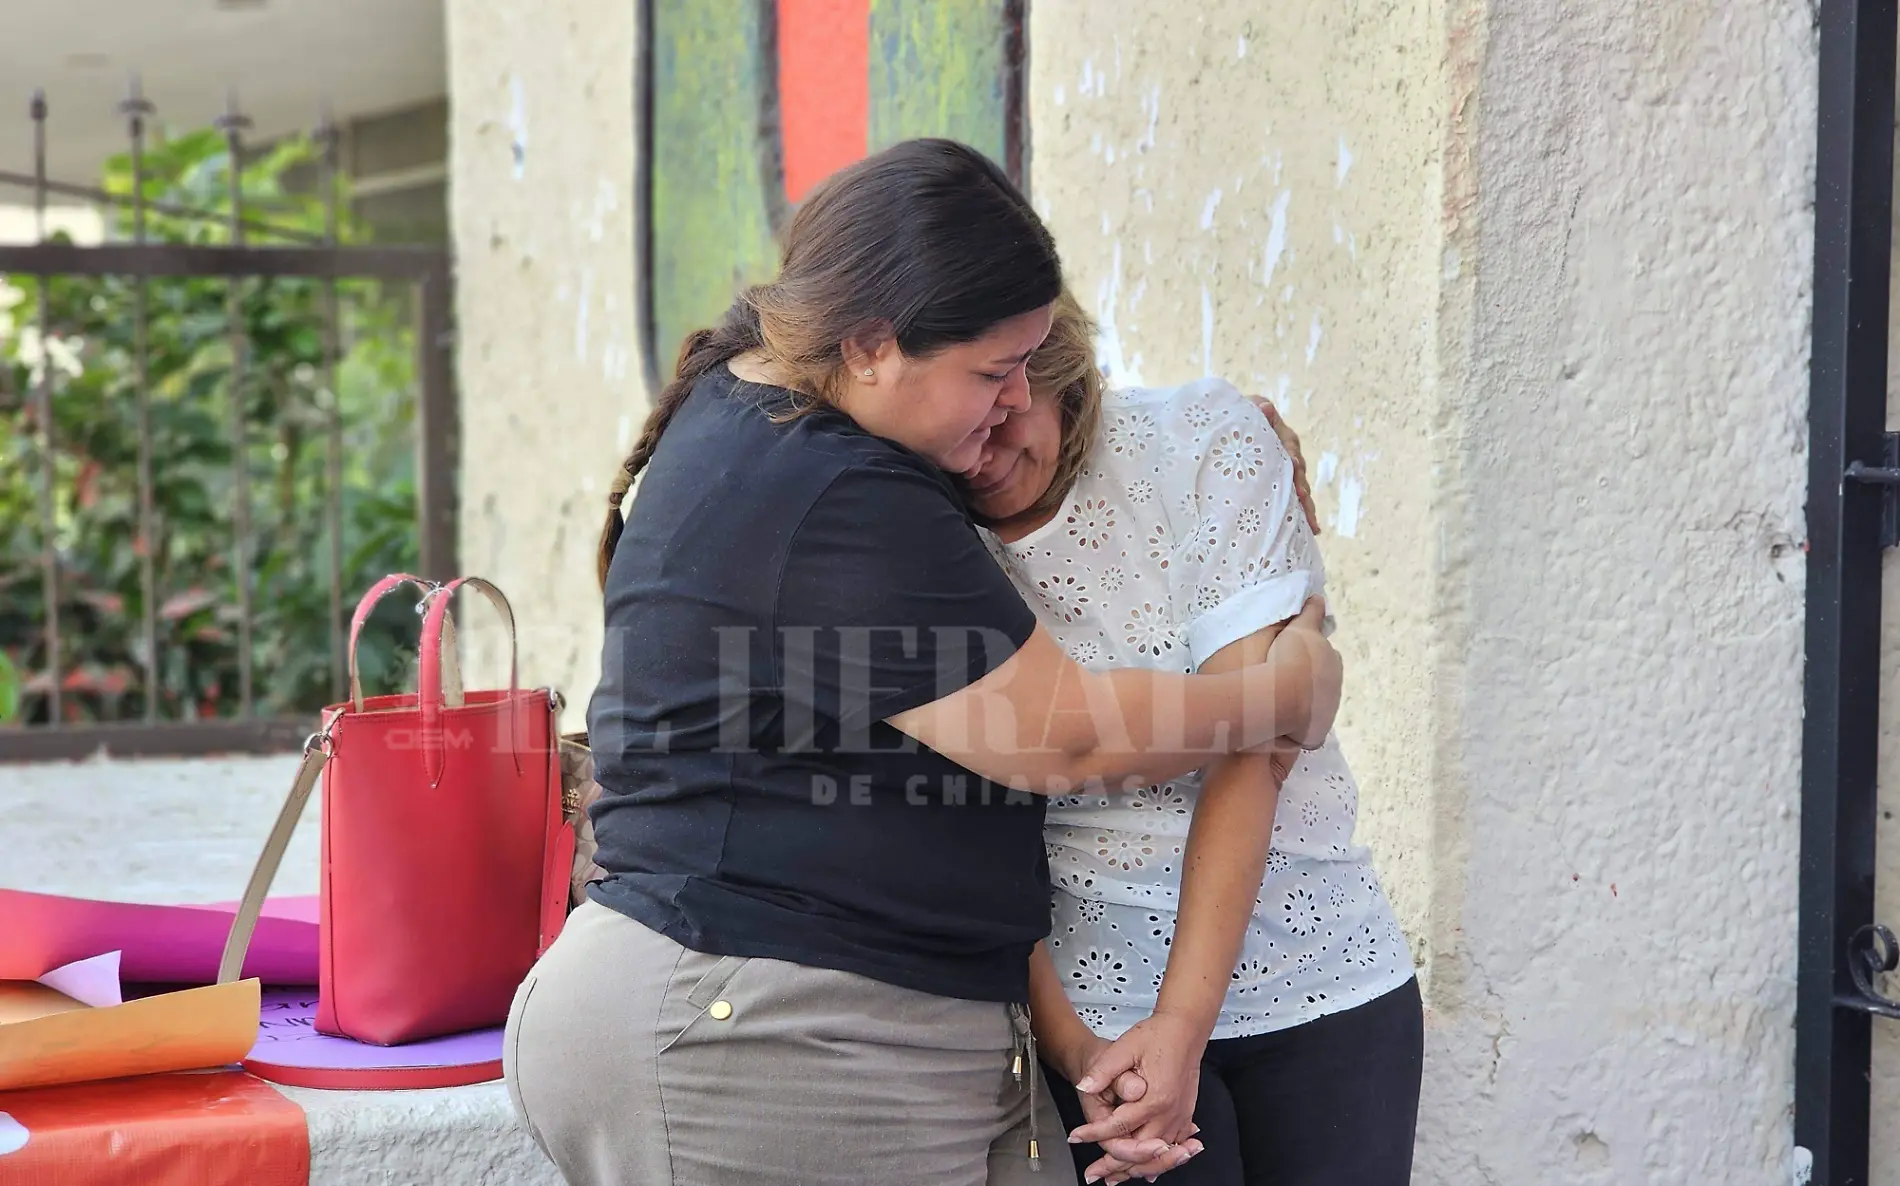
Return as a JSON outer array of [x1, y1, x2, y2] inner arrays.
[[1437, 2, 1814, 1182]]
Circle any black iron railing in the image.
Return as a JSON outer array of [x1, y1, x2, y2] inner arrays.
[[0, 83, 456, 761], [1796, 1, 1899, 1181]]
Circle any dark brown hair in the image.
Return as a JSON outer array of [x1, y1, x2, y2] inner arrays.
[[598, 138, 1063, 587]]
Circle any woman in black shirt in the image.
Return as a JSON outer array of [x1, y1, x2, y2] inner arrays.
[[504, 139, 1342, 1186]]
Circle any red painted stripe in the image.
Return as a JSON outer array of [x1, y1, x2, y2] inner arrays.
[[777, 0, 870, 204]]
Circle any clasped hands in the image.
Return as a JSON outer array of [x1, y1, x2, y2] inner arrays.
[[1046, 1010, 1213, 1185]]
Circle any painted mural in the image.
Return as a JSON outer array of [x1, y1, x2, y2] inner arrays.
[[644, 0, 1023, 378]]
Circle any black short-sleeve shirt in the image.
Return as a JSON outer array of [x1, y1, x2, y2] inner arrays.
[[586, 366, 1049, 1002]]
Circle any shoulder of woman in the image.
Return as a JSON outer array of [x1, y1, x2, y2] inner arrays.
[[1095, 377, 1287, 470], [806, 449, 968, 527], [1101, 376, 1255, 423]]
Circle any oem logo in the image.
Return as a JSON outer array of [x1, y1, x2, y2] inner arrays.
[[379, 728, 478, 752]]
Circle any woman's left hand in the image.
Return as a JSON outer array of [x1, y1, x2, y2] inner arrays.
[[1247, 395, 1319, 536], [1068, 1010, 1210, 1179], [1079, 1101, 1205, 1184]]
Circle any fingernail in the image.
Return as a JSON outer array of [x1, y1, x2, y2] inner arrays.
[[1075, 1078, 1099, 1093], [1084, 1175, 1100, 1185], [1068, 1135, 1084, 1144]]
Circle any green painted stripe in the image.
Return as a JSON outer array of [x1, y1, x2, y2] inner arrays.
[[649, 0, 781, 375], [867, 0, 1009, 167]]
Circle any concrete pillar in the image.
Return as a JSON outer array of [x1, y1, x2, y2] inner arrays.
[[446, 0, 643, 718]]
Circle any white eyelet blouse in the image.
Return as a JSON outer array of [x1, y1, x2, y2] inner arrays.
[[983, 378, 1414, 1040]]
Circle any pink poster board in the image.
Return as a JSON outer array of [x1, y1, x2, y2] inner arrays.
[[0, 890, 319, 985]]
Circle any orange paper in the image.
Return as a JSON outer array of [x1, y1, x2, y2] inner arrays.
[[0, 1070, 308, 1186], [0, 980, 261, 1093], [0, 985, 88, 1026]]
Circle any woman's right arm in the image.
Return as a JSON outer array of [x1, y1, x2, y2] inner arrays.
[[886, 598, 1338, 792]]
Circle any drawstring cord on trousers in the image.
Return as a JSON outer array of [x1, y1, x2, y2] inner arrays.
[[1009, 1003, 1043, 1171]]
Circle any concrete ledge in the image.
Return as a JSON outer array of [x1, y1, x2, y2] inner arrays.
[[284, 1082, 558, 1186]]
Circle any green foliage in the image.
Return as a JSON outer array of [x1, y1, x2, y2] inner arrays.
[[0, 649, 18, 723], [0, 127, 424, 724]]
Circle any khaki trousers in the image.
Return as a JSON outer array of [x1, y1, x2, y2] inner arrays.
[[505, 899, 1074, 1186]]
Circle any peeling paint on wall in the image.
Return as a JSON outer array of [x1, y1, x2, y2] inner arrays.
[[1335, 472, 1362, 538], [1095, 239, 1144, 386], [508, 76, 529, 179], [574, 268, 592, 362], [1262, 190, 1291, 290], [1139, 86, 1160, 153], [1200, 283, 1215, 377], [1200, 188, 1222, 229]]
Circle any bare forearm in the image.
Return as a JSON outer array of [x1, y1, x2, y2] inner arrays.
[[887, 610, 1337, 794], [1153, 752, 1281, 1038], [1050, 653, 1314, 786]]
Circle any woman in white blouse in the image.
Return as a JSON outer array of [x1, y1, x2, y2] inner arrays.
[[963, 294, 1421, 1186]]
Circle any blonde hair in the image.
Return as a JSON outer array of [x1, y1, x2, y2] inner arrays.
[[1013, 288, 1105, 523]]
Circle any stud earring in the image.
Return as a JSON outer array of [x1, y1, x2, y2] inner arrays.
[[861, 368, 874, 379]]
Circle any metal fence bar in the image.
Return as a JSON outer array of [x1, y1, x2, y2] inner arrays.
[[1794, 0, 1898, 1182], [217, 95, 256, 717], [0, 242, 446, 280], [415, 261, 458, 583], [123, 78, 160, 723], [28, 91, 61, 728], [318, 113, 346, 704], [0, 170, 329, 245]]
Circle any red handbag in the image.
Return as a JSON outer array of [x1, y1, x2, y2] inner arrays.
[[219, 574, 574, 1051]]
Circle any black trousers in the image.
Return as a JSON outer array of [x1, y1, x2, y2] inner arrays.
[[1044, 978, 1423, 1186]]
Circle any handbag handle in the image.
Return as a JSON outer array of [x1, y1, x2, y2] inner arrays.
[[348, 573, 464, 711], [217, 723, 334, 985], [221, 575, 470, 982], [418, 576, 523, 787]]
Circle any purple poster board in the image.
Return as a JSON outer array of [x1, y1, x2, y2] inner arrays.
[[242, 989, 504, 1090]]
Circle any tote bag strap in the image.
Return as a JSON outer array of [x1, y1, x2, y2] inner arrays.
[[418, 576, 522, 787], [348, 573, 465, 712], [217, 722, 334, 984]]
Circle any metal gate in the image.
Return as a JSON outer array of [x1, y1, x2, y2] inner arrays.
[[0, 85, 455, 761]]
